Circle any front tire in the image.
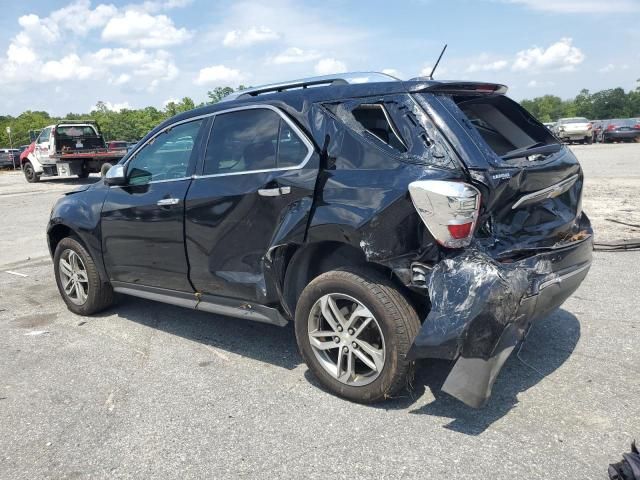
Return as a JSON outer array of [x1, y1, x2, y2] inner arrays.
[[295, 267, 420, 403], [23, 161, 40, 183], [54, 236, 114, 315]]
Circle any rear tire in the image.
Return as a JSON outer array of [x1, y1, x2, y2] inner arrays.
[[295, 267, 420, 403], [23, 161, 40, 183], [77, 169, 90, 179], [54, 236, 114, 315]]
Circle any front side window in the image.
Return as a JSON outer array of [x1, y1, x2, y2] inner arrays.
[[127, 120, 202, 185], [203, 108, 309, 175], [38, 127, 52, 144]]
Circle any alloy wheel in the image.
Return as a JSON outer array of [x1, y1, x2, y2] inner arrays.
[[58, 249, 89, 305], [307, 293, 385, 386]]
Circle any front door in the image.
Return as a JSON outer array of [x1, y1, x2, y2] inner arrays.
[[101, 118, 205, 291], [34, 127, 52, 165], [185, 106, 318, 303]]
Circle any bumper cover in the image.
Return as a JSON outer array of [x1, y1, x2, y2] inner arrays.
[[605, 131, 640, 140], [408, 231, 593, 408]]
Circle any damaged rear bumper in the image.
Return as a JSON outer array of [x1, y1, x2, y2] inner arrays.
[[407, 231, 593, 408]]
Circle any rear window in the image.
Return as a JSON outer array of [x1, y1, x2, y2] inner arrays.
[[453, 95, 558, 157], [558, 118, 589, 124], [57, 126, 98, 137]]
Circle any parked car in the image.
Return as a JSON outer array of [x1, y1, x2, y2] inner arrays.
[[107, 140, 128, 151], [0, 148, 20, 169], [20, 121, 127, 182], [543, 122, 555, 131], [597, 119, 640, 143], [48, 72, 593, 408], [553, 117, 593, 144]]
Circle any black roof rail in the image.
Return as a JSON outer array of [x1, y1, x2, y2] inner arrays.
[[220, 72, 400, 103]]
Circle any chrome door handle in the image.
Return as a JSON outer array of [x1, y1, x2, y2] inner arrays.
[[157, 198, 180, 206], [258, 186, 291, 197]]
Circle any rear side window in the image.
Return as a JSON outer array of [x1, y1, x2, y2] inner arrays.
[[203, 108, 309, 175], [351, 104, 407, 152], [453, 95, 557, 157], [325, 95, 459, 170]]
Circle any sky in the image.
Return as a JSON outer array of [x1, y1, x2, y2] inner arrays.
[[0, 0, 638, 115]]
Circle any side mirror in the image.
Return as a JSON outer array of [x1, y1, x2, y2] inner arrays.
[[104, 164, 126, 186]]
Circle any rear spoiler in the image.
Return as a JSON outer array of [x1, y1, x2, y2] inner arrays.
[[407, 80, 508, 95]]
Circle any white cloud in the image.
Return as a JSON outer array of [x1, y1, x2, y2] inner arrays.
[[527, 80, 538, 87], [42, 54, 94, 81], [419, 65, 448, 78], [50, 1, 117, 36], [314, 58, 347, 75], [110, 73, 132, 86], [599, 64, 615, 73], [6, 44, 37, 65], [466, 59, 508, 73], [382, 68, 402, 79], [223, 26, 280, 47], [512, 38, 585, 72], [90, 48, 150, 66], [500, 0, 640, 13], [102, 10, 192, 48], [194, 65, 243, 85], [270, 47, 321, 64], [133, 50, 179, 91]]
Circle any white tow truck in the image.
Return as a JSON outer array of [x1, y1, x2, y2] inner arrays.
[[19, 120, 126, 183]]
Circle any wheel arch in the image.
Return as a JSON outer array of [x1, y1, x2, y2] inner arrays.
[[47, 222, 109, 284], [280, 240, 399, 320]]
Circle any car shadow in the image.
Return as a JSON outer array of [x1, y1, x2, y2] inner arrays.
[[100, 296, 301, 370], [381, 308, 581, 435], [102, 297, 580, 434]]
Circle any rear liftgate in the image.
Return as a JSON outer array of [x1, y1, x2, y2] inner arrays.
[[405, 88, 593, 407]]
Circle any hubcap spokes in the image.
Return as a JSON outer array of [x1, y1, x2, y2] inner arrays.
[[59, 250, 89, 305], [308, 293, 385, 386]]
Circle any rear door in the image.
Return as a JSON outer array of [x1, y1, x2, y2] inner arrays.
[[101, 118, 205, 291], [185, 105, 318, 304]]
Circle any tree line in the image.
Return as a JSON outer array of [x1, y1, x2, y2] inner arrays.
[[1, 83, 639, 147], [520, 85, 640, 123], [0, 86, 245, 147]]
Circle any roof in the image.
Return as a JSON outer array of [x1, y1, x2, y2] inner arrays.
[[143, 72, 508, 145]]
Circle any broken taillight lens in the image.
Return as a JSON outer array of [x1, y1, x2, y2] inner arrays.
[[408, 180, 481, 248]]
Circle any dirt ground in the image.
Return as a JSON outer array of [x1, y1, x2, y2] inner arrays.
[[575, 143, 640, 241]]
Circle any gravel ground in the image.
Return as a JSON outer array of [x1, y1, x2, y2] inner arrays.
[[1, 144, 639, 479]]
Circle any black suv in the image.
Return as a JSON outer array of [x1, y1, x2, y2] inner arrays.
[[48, 72, 592, 408]]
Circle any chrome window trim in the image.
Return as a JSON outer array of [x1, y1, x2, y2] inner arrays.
[[511, 174, 579, 210], [195, 104, 314, 179], [121, 104, 314, 182]]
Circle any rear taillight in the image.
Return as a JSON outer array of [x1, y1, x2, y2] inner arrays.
[[607, 124, 617, 131], [634, 124, 640, 130], [408, 180, 481, 248]]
